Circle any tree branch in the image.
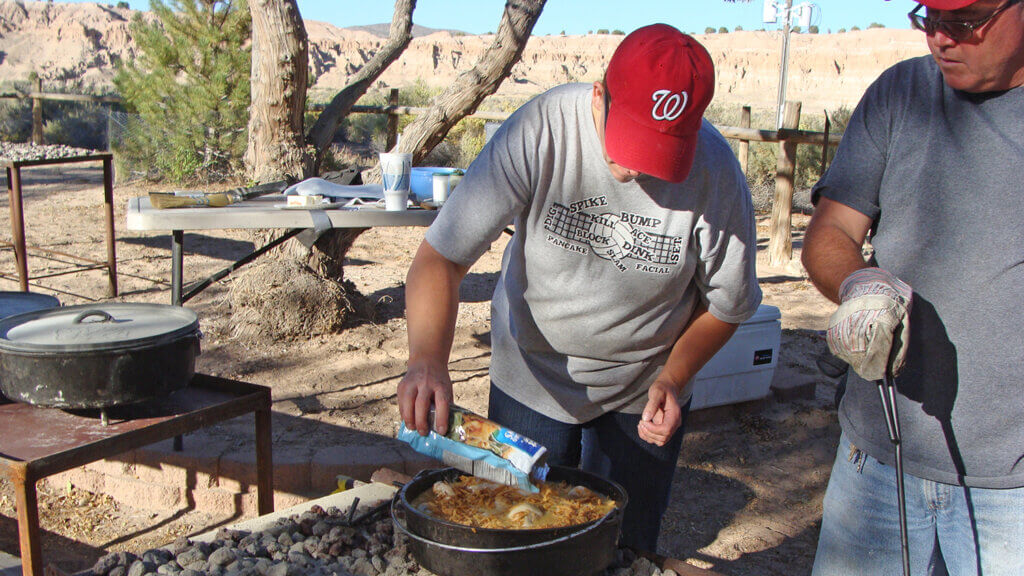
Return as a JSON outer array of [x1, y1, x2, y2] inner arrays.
[[306, 0, 416, 171]]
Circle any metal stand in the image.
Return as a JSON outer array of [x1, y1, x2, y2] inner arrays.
[[878, 373, 910, 576]]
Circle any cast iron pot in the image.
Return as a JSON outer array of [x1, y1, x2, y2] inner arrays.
[[0, 303, 201, 409], [0, 292, 61, 403], [392, 466, 628, 576]]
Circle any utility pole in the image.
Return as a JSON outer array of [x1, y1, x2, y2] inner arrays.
[[775, 0, 793, 130]]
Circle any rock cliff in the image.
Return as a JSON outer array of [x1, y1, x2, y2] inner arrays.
[[0, 1, 929, 113]]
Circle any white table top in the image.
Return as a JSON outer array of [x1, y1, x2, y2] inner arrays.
[[126, 195, 438, 231]]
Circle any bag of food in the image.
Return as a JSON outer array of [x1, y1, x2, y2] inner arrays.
[[396, 406, 549, 491]]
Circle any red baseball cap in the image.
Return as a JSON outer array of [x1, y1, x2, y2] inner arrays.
[[916, 0, 979, 8], [604, 24, 715, 183]]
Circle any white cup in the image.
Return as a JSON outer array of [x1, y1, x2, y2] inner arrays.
[[383, 189, 408, 211], [432, 173, 450, 205], [379, 152, 412, 209]]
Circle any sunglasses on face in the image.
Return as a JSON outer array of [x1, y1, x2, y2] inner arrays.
[[908, 0, 1022, 42]]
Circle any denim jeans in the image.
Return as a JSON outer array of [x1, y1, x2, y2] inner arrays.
[[487, 383, 688, 554], [812, 433, 1024, 576]]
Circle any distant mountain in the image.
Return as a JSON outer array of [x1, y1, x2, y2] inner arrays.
[[343, 23, 472, 38], [0, 0, 929, 112]]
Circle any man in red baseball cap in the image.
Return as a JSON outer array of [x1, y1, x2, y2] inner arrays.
[[398, 23, 761, 554], [803, 0, 1024, 574]]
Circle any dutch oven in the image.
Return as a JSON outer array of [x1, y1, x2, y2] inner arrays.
[[0, 291, 61, 403], [392, 466, 628, 576], [0, 302, 201, 409]]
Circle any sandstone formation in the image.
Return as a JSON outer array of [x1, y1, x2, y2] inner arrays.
[[0, 0, 929, 114]]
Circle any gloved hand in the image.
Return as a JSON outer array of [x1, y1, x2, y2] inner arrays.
[[826, 267, 912, 381]]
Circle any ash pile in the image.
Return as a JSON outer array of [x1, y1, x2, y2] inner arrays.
[[86, 504, 679, 576]]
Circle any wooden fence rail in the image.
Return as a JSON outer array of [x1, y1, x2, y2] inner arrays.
[[5, 88, 840, 265]]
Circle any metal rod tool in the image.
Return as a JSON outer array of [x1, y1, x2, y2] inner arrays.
[[878, 372, 910, 576]]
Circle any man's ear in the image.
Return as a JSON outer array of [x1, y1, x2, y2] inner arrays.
[[591, 81, 605, 109]]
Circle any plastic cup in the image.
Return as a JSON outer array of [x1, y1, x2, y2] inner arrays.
[[383, 189, 408, 211], [432, 173, 450, 205], [379, 152, 412, 209]]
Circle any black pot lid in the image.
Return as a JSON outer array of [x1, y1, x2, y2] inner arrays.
[[0, 291, 60, 320], [0, 303, 199, 353]]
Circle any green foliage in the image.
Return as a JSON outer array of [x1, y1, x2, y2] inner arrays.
[[704, 27, 716, 34], [850, 25, 861, 31], [704, 104, 853, 193], [718, 26, 729, 34], [734, 25, 744, 31], [868, 22, 885, 29], [113, 0, 251, 184], [0, 80, 109, 149], [596, 29, 609, 35], [838, 28, 847, 33], [809, 25, 819, 34], [117, 1, 129, 8], [612, 30, 625, 35]]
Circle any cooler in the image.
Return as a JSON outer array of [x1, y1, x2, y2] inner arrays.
[[690, 304, 781, 410]]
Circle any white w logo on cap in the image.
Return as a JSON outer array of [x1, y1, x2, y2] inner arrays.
[[650, 89, 689, 121]]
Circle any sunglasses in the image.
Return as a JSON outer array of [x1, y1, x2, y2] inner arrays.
[[908, 0, 1022, 42]]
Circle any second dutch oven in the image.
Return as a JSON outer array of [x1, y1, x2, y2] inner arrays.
[[0, 303, 201, 409]]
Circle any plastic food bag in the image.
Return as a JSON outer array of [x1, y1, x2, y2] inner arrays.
[[396, 406, 549, 492]]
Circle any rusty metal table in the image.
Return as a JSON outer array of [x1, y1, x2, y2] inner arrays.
[[3, 153, 118, 297], [0, 374, 273, 576]]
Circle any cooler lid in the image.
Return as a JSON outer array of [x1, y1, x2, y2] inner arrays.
[[744, 304, 781, 325]]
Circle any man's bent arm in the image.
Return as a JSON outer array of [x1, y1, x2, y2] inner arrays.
[[638, 303, 739, 446], [802, 198, 874, 303]]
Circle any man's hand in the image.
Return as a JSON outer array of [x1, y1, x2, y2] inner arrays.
[[397, 361, 454, 436], [638, 380, 685, 447], [827, 267, 912, 381]]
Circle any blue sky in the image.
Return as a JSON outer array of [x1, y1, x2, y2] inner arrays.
[[61, 0, 918, 35]]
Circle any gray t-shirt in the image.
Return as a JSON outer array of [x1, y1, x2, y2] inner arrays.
[[425, 84, 761, 424], [813, 56, 1024, 488]]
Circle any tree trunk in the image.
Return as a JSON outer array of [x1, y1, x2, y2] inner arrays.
[[236, 0, 546, 342], [396, 0, 548, 166], [306, 0, 416, 173], [244, 0, 310, 183]]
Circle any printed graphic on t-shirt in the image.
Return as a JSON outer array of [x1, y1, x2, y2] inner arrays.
[[543, 197, 682, 273]]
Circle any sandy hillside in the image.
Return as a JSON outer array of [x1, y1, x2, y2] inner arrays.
[[0, 1, 927, 113]]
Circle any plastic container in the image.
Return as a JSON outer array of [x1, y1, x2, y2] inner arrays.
[[411, 167, 462, 202], [690, 304, 782, 410]]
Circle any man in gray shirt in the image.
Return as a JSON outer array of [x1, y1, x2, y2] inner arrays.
[[398, 24, 761, 553], [803, 0, 1024, 573]]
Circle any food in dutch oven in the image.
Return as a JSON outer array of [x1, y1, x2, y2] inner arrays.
[[412, 474, 618, 530]]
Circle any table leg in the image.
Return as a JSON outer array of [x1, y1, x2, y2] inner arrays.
[[255, 405, 274, 515], [171, 230, 184, 306], [8, 166, 29, 292], [102, 157, 118, 297], [12, 467, 43, 576]]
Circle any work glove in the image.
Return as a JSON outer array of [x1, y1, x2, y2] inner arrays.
[[826, 267, 912, 381]]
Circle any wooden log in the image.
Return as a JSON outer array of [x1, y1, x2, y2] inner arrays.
[[31, 76, 43, 145], [385, 88, 399, 150], [769, 101, 801, 267], [738, 105, 751, 175]]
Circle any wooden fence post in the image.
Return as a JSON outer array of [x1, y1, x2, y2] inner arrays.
[[769, 101, 801, 267], [739, 105, 751, 175], [820, 111, 831, 178], [385, 88, 399, 151], [31, 75, 44, 145]]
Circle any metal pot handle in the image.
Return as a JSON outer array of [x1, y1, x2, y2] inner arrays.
[[72, 310, 115, 324], [390, 496, 618, 554]]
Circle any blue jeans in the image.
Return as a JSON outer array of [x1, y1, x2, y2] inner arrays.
[[487, 383, 688, 554], [812, 433, 1024, 576]]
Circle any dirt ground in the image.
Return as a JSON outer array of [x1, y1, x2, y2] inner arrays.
[[0, 165, 842, 576]]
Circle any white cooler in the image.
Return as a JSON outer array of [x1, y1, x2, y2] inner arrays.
[[689, 304, 782, 410]]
